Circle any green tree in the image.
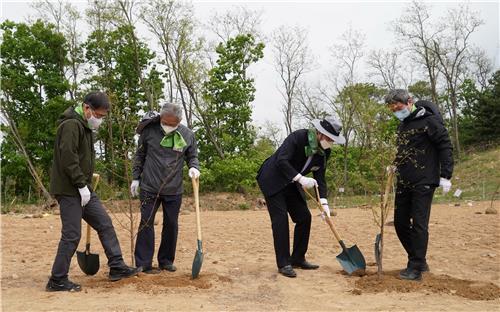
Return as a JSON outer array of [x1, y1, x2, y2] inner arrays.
[[459, 71, 500, 147], [1, 20, 71, 202], [408, 80, 433, 102], [196, 34, 264, 163]]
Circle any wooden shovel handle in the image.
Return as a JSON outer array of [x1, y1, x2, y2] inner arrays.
[[191, 177, 202, 241], [304, 186, 343, 243], [85, 174, 101, 247]]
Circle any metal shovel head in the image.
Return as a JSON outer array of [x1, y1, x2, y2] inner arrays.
[[336, 244, 366, 276], [191, 240, 203, 279], [77, 248, 100, 276]]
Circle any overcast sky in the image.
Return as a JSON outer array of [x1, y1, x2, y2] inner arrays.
[[2, 0, 499, 131]]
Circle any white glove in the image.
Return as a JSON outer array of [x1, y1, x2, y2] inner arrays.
[[386, 165, 396, 174], [188, 167, 200, 179], [439, 177, 452, 194], [320, 198, 331, 219], [130, 180, 140, 197], [78, 186, 91, 207], [293, 174, 317, 189]]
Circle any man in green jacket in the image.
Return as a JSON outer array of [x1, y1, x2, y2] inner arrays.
[[47, 92, 140, 292]]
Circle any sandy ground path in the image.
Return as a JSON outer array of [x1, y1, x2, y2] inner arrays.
[[1, 200, 499, 311]]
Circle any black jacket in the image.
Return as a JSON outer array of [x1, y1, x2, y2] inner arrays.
[[395, 100, 454, 187], [256, 129, 330, 198], [132, 117, 199, 196]]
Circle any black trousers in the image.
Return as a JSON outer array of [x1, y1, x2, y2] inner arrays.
[[394, 184, 436, 271], [264, 183, 312, 269], [134, 190, 182, 269], [50, 193, 126, 280]]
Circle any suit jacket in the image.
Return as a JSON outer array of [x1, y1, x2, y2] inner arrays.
[[256, 129, 330, 198]]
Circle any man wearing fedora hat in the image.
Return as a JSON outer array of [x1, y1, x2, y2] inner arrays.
[[256, 116, 345, 278]]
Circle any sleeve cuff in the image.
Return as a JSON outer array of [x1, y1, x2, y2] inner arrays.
[[292, 173, 302, 182]]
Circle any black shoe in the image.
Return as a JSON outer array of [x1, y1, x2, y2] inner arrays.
[[399, 268, 422, 281], [159, 263, 177, 272], [142, 267, 161, 275], [291, 260, 320, 270], [46, 278, 81, 292], [421, 263, 430, 273], [109, 266, 141, 281], [278, 265, 297, 278]]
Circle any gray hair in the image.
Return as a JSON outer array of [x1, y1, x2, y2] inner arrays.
[[160, 102, 183, 120], [384, 89, 410, 105]]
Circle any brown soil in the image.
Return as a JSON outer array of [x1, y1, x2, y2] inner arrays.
[[354, 270, 500, 301], [1, 199, 499, 311]]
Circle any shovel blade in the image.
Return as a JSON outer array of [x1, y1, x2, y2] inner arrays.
[[191, 240, 203, 279], [76, 251, 100, 276], [336, 244, 366, 276]]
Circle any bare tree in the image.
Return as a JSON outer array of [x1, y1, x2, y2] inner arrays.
[[469, 47, 493, 91], [392, 0, 444, 106], [208, 6, 264, 44], [320, 25, 365, 187], [272, 25, 314, 135], [140, 0, 205, 127], [259, 120, 284, 149], [367, 50, 399, 90], [431, 4, 483, 157], [295, 82, 326, 124], [367, 49, 417, 90], [31, 0, 84, 100], [140, 0, 226, 158]]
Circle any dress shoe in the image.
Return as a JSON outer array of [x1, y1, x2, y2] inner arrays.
[[278, 265, 297, 278], [399, 268, 422, 281], [291, 260, 319, 270], [159, 263, 177, 272]]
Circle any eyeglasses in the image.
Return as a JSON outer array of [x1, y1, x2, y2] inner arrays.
[[86, 104, 107, 119]]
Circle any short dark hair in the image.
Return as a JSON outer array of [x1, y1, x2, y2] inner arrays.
[[384, 89, 410, 105], [83, 91, 110, 110]]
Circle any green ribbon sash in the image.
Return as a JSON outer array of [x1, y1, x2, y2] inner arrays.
[[304, 128, 325, 157], [160, 130, 187, 152]]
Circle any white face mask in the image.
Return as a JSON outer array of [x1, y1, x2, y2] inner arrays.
[[161, 124, 178, 134], [393, 107, 411, 121], [320, 139, 333, 150], [87, 112, 104, 130]]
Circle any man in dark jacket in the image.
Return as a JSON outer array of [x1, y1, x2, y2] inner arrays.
[[385, 89, 454, 281], [130, 102, 200, 274], [257, 116, 345, 278], [47, 92, 140, 292]]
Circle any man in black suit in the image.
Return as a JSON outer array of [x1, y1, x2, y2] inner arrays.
[[256, 116, 345, 278]]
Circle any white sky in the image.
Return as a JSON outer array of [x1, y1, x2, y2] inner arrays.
[[1, 0, 499, 131]]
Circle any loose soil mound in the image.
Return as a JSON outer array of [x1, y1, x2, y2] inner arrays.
[[85, 272, 231, 293], [354, 270, 500, 301]]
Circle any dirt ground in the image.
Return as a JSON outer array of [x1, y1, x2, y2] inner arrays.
[[1, 198, 499, 311]]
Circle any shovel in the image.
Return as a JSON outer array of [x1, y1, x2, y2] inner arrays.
[[191, 176, 203, 279], [306, 186, 366, 275], [76, 174, 100, 276]]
